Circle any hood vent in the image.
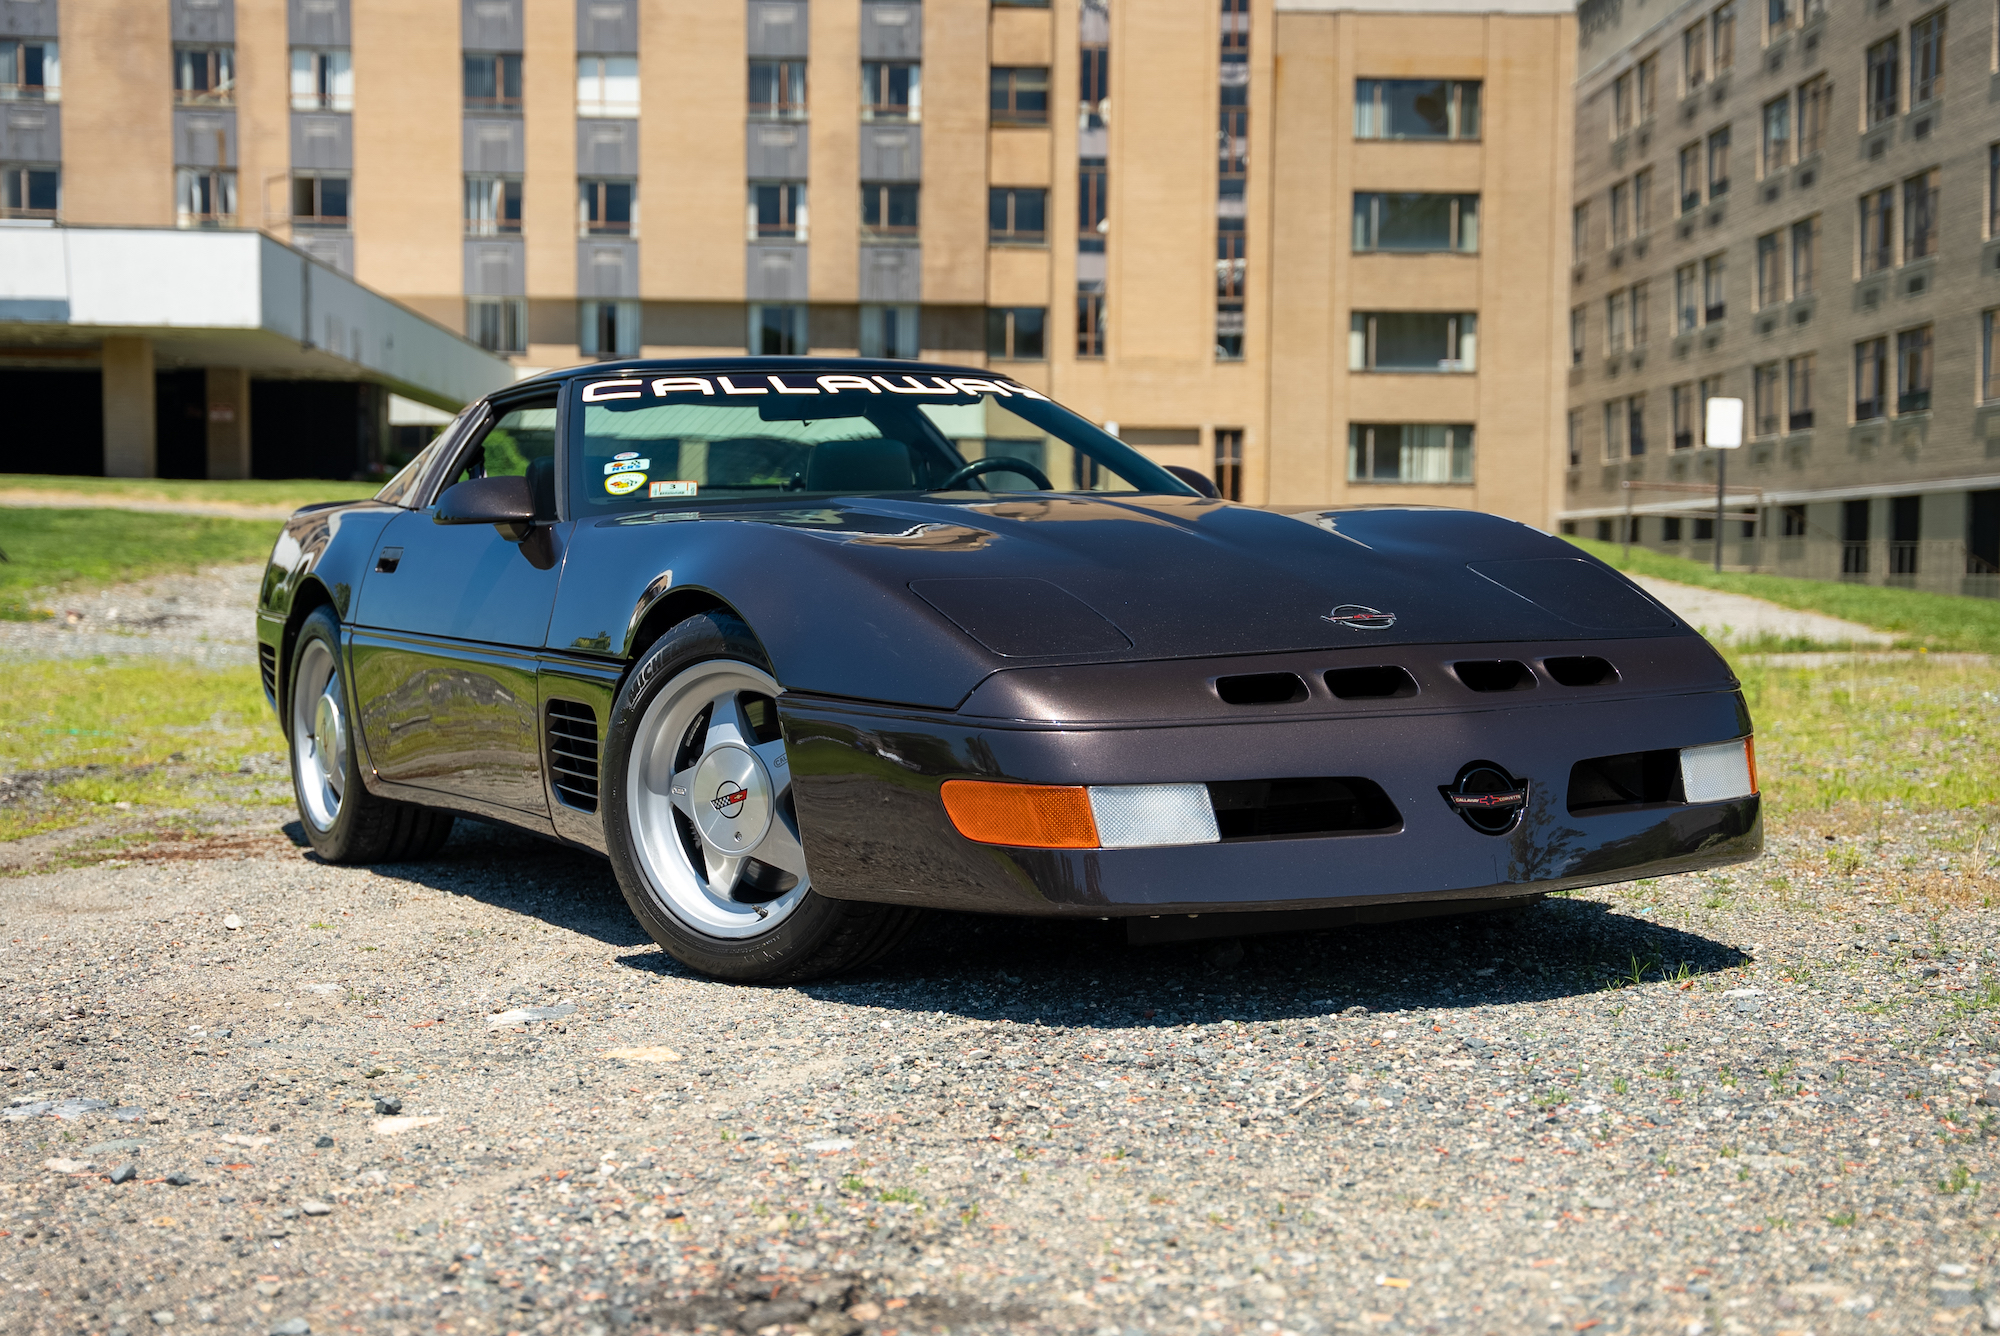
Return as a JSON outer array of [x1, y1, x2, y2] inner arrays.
[[1325, 665, 1419, 700], [547, 700, 601, 812], [1543, 655, 1618, 687], [1214, 672, 1307, 705], [1452, 659, 1536, 693]]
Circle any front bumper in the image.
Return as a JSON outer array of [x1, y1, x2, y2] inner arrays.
[[780, 674, 1761, 919]]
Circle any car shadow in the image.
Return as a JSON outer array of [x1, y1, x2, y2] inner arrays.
[[327, 818, 1746, 1020]]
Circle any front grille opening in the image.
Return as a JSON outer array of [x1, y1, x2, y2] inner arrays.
[[1207, 777, 1402, 840], [1567, 748, 1684, 815], [1324, 665, 1419, 700], [547, 699, 601, 813], [1543, 655, 1619, 687], [1214, 672, 1308, 706], [1452, 659, 1536, 693], [258, 644, 279, 702]]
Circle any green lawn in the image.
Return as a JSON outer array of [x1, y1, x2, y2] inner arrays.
[[0, 507, 282, 620], [1567, 536, 2000, 654], [0, 473, 379, 512]]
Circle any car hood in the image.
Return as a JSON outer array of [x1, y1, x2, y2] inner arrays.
[[649, 494, 1686, 661]]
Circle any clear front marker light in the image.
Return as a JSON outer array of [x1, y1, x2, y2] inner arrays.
[[1680, 737, 1757, 803], [1086, 783, 1221, 849]]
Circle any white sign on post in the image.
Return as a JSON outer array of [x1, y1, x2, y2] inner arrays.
[[1704, 396, 1744, 449]]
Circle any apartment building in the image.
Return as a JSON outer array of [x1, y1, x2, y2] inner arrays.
[[1565, 0, 2000, 594], [1, 0, 1574, 521]]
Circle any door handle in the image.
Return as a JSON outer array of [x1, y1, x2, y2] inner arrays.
[[376, 547, 403, 574]]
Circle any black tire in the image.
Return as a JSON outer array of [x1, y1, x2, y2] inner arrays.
[[287, 605, 456, 863], [602, 610, 923, 983]]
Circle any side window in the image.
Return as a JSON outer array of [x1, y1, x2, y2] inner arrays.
[[448, 398, 560, 517]]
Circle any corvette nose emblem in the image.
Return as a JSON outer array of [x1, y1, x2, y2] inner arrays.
[[1441, 762, 1529, 836], [1324, 603, 1396, 630], [711, 781, 748, 816]]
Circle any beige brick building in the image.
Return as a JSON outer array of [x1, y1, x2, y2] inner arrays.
[[1, 0, 1575, 524], [1564, 0, 2000, 594]]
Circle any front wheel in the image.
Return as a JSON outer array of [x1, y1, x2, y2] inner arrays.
[[287, 605, 455, 863], [602, 611, 921, 983]]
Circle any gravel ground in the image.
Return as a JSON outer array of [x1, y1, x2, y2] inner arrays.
[[0, 564, 262, 668], [4, 562, 1998, 1336]]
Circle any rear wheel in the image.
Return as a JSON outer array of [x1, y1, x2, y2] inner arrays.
[[602, 611, 921, 983], [287, 605, 455, 863]]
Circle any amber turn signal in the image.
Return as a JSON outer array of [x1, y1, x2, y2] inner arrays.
[[939, 780, 1100, 849]]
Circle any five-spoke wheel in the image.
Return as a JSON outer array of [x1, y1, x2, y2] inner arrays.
[[290, 635, 347, 833]]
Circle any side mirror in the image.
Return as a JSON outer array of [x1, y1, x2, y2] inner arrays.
[[1164, 465, 1221, 499], [436, 476, 536, 541]]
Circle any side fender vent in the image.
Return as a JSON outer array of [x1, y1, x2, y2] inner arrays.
[[258, 643, 279, 703], [547, 699, 601, 812]]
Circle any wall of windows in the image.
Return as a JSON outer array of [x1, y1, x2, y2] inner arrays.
[[1347, 424, 1474, 484]]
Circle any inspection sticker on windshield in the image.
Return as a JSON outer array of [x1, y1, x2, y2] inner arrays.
[[649, 480, 698, 499], [604, 457, 650, 475], [605, 473, 647, 496]]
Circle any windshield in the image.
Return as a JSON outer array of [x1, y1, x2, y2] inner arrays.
[[567, 370, 1190, 513]]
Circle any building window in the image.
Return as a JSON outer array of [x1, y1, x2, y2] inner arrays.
[[1569, 307, 1585, 366], [465, 175, 522, 235], [1902, 169, 1938, 262], [1854, 337, 1887, 420], [1567, 410, 1582, 468], [1077, 290, 1107, 358], [1678, 143, 1701, 214], [1571, 202, 1589, 262], [860, 305, 919, 359], [466, 297, 526, 354], [862, 62, 920, 121], [291, 173, 349, 230], [1909, 10, 1944, 105], [1760, 96, 1788, 174], [749, 181, 807, 240], [1213, 428, 1243, 500], [1602, 401, 1625, 461], [1859, 187, 1894, 275], [464, 52, 521, 113], [1896, 325, 1932, 413], [1633, 167, 1653, 232], [1662, 516, 1682, 543], [1766, 0, 1794, 35], [1780, 504, 1806, 537], [1866, 35, 1898, 125], [1706, 126, 1730, 198], [291, 48, 352, 112], [577, 55, 638, 117], [1216, 234, 1247, 301], [1841, 498, 1870, 573], [1079, 158, 1107, 250], [1753, 362, 1781, 437], [1627, 395, 1648, 456], [1606, 290, 1627, 354], [1349, 313, 1476, 373], [1609, 180, 1628, 242], [1080, 40, 1108, 129], [1712, 3, 1736, 71], [749, 60, 806, 119], [174, 167, 236, 228], [1353, 193, 1478, 253], [1612, 71, 1632, 136], [1674, 263, 1699, 334], [1787, 353, 1815, 429], [1, 39, 59, 102], [0, 163, 58, 219], [1352, 79, 1481, 141], [860, 182, 918, 241], [989, 187, 1045, 244], [1702, 253, 1726, 323], [1347, 424, 1474, 484], [1631, 281, 1650, 346], [579, 179, 635, 236], [989, 66, 1048, 124], [1682, 21, 1707, 91], [1672, 383, 1697, 450], [1637, 55, 1657, 121], [749, 304, 808, 355], [1796, 75, 1829, 157], [579, 300, 640, 359], [1790, 215, 1818, 296], [1983, 309, 1999, 403], [987, 307, 1046, 361], [1990, 143, 1999, 240], [173, 45, 233, 105]]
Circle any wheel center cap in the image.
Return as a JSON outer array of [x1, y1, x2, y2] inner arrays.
[[314, 691, 344, 763], [691, 744, 771, 852]]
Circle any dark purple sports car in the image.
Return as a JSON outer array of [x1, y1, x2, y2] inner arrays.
[[256, 358, 1760, 982]]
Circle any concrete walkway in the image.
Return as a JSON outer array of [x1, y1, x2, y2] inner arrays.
[[1630, 573, 1894, 647]]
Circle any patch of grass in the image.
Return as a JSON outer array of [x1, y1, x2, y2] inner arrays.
[[0, 507, 281, 619], [1730, 656, 2000, 817], [0, 473, 379, 512], [1566, 536, 2000, 654]]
